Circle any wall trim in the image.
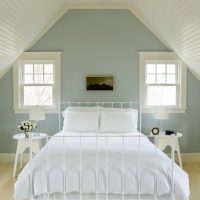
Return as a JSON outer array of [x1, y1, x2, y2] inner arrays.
[[0, 153, 200, 163]]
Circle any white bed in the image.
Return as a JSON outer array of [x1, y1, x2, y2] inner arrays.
[[14, 132, 189, 200], [14, 102, 190, 200]]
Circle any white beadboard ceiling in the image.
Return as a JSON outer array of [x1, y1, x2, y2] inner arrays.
[[0, 0, 67, 78], [130, 0, 200, 79], [1, 0, 200, 80]]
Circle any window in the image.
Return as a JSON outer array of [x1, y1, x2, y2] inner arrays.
[[140, 52, 187, 113], [13, 52, 61, 113]]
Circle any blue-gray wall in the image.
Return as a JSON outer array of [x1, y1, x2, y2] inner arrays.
[[0, 10, 200, 153]]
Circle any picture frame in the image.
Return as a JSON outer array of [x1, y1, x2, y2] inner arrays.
[[86, 76, 114, 90]]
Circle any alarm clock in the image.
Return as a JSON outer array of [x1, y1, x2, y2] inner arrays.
[[152, 127, 159, 135]]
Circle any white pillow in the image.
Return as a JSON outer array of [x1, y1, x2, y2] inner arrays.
[[101, 107, 136, 112], [62, 106, 100, 118], [62, 111, 99, 132], [100, 110, 138, 133]]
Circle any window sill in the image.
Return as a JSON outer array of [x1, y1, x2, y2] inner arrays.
[[141, 107, 187, 114], [13, 108, 59, 114]]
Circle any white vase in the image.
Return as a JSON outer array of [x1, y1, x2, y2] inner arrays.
[[24, 131, 30, 138]]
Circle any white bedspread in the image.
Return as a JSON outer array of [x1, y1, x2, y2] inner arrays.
[[14, 132, 189, 200]]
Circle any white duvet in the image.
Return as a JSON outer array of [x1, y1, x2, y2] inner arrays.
[[14, 132, 189, 200]]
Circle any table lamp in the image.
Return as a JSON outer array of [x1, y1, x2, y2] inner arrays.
[[154, 107, 168, 134], [29, 108, 45, 134]]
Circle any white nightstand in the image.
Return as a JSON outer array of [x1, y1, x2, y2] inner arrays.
[[13, 133, 48, 177], [150, 132, 183, 168]]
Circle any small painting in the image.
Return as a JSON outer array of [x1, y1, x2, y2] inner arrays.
[[86, 76, 113, 90]]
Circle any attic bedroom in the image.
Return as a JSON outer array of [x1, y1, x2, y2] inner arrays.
[[0, 0, 200, 200]]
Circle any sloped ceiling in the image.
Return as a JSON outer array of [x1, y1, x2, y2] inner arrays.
[[130, 0, 200, 79], [0, 0, 67, 78], [1, 0, 200, 80]]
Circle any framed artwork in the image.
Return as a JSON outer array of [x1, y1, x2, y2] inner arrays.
[[86, 76, 113, 90]]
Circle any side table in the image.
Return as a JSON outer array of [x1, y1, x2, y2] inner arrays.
[[12, 133, 48, 177]]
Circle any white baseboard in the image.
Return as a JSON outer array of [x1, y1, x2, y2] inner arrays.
[[0, 153, 200, 163]]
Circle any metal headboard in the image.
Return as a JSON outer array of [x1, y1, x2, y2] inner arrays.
[[59, 102, 141, 132]]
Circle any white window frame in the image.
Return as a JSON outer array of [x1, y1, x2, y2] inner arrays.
[[139, 52, 187, 113], [13, 52, 61, 113]]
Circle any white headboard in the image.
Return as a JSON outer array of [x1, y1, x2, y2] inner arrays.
[[59, 102, 141, 132]]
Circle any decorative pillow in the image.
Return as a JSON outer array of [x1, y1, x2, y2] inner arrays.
[[62, 111, 99, 132], [100, 110, 138, 133]]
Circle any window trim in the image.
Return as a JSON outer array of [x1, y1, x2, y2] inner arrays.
[[139, 52, 187, 113], [13, 52, 61, 113]]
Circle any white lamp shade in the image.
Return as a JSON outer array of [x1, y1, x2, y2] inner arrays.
[[154, 107, 168, 120], [29, 108, 45, 121]]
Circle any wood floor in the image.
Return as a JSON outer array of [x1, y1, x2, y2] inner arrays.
[[0, 162, 199, 200]]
